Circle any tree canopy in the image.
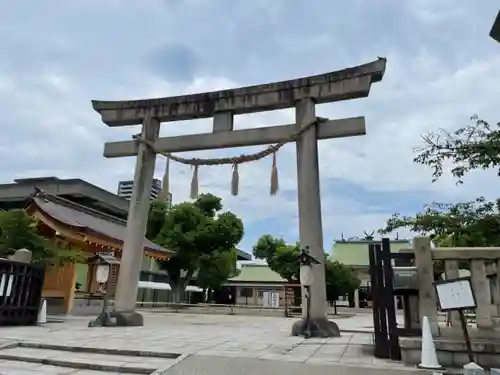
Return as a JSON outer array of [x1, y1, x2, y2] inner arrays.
[[0, 209, 81, 265], [196, 248, 237, 292], [414, 116, 500, 183], [252, 235, 300, 282], [148, 194, 244, 301], [252, 234, 360, 299], [325, 260, 360, 301], [379, 114, 500, 268], [379, 197, 500, 247], [145, 199, 169, 241]]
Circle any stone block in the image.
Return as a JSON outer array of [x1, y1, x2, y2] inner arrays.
[[8, 248, 32, 263], [463, 362, 484, 375], [290, 317, 340, 338], [400, 336, 500, 368]]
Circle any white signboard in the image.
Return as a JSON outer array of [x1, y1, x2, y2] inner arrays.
[[435, 278, 476, 311], [270, 291, 279, 308], [261, 291, 280, 308], [95, 265, 110, 284]]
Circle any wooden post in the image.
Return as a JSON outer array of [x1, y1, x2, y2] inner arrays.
[[62, 263, 77, 314], [369, 243, 388, 358], [381, 238, 401, 360], [413, 236, 438, 333]]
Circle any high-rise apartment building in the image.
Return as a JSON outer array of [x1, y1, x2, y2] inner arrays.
[[117, 179, 172, 207]]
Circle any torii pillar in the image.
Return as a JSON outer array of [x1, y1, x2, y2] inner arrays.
[[92, 58, 387, 330], [290, 98, 337, 336]]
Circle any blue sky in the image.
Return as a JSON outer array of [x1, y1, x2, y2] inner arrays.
[[1, 0, 500, 255]]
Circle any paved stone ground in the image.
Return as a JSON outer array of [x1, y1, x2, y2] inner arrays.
[[0, 312, 418, 374], [162, 355, 427, 375]]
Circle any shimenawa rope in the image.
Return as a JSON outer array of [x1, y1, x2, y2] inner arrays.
[[133, 117, 326, 198]]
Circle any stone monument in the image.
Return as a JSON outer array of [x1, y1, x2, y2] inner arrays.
[[92, 58, 387, 333]]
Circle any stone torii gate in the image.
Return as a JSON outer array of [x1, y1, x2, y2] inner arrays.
[[92, 58, 386, 335]]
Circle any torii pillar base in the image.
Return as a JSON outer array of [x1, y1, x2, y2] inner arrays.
[[88, 311, 143, 327], [111, 311, 144, 327], [106, 311, 144, 327], [291, 317, 341, 338]]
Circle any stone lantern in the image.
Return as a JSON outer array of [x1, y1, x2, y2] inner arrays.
[[298, 246, 321, 338], [88, 252, 120, 327]]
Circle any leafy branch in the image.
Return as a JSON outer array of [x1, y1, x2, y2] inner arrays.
[[379, 197, 500, 247], [414, 115, 500, 183]]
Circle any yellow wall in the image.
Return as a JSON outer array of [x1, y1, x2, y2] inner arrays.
[[75, 263, 88, 291], [42, 263, 77, 314]]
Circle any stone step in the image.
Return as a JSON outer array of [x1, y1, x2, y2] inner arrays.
[[18, 342, 181, 359], [0, 360, 123, 374], [0, 346, 179, 374]]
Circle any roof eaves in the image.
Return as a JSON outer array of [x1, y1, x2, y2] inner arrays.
[[30, 190, 173, 255]]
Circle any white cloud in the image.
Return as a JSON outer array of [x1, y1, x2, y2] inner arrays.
[[1, 0, 499, 253]]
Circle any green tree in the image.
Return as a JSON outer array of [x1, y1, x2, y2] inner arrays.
[[384, 114, 500, 246], [0, 209, 81, 265], [379, 198, 500, 247], [380, 115, 500, 277], [145, 199, 169, 241], [196, 248, 237, 300], [325, 259, 360, 303], [379, 198, 500, 277], [252, 235, 300, 282], [414, 116, 500, 183], [253, 235, 360, 308], [154, 194, 244, 302]]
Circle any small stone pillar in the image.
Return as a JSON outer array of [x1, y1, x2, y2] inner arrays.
[[413, 237, 438, 333], [9, 248, 32, 263], [354, 288, 360, 308]]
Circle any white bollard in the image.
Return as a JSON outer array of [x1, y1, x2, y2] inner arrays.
[[418, 316, 442, 370], [37, 299, 47, 324]]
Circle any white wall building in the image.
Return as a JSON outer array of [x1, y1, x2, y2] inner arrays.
[[117, 178, 172, 207]]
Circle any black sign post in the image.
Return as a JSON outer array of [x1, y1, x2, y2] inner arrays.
[[434, 277, 477, 363]]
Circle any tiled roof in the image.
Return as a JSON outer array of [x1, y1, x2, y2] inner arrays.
[[228, 264, 285, 283], [236, 249, 251, 260], [329, 240, 411, 267], [29, 190, 172, 255]]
